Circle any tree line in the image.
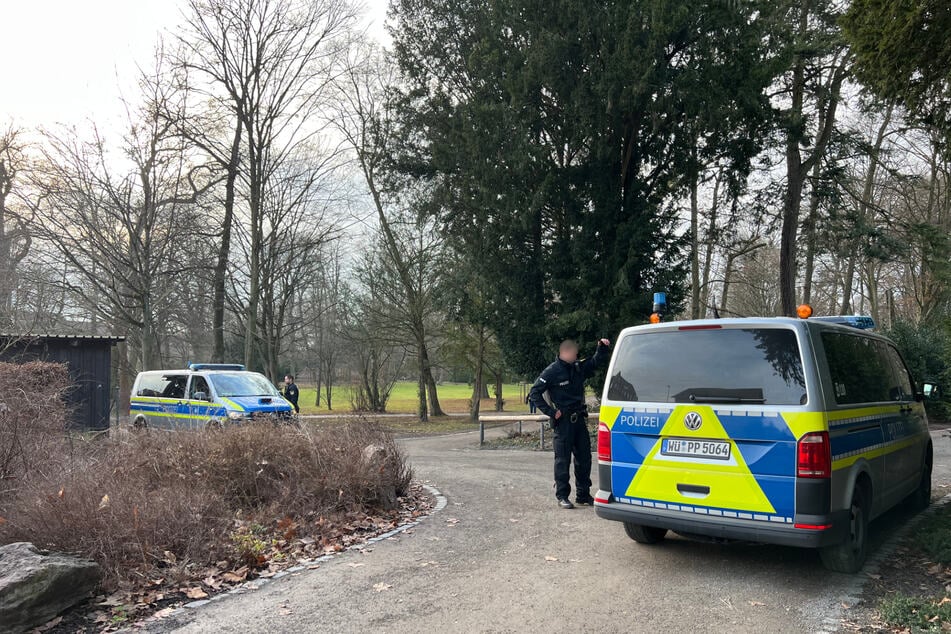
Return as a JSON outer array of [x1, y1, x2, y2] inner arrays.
[[1, 0, 949, 420]]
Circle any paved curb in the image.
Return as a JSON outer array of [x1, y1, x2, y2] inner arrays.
[[812, 492, 951, 634], [137, 483, 448, 629]]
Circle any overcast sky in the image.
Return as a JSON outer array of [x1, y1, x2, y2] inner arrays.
[[0, 0, 388, 130]]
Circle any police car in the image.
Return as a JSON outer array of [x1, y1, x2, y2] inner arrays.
[[594, 300, 933, 573], [130, 363, 294, 430]]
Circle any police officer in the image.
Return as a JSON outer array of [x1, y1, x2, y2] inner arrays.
[[283, 374, 300, 414], [529, 338, 611, 509]]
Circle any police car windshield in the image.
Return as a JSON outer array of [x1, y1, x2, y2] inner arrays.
[[607, 327, 806, 406], [208, 373, 280, 398]]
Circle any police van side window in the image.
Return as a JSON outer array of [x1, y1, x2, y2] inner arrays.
[[883, 344, 914, 400], [822, 332, 891, 404], [189, 376, 211, 400], [136, 375, 166, 397]]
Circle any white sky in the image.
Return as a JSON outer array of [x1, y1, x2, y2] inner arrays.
[[0, 0, 389, 130]]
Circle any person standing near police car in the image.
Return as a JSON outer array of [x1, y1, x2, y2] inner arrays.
[[283, 374, 300, 413], [529, 338, 611, 509]]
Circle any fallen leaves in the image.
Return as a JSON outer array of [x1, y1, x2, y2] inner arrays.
[[222, 566, 249, 584], [184, 587, 208, 600]]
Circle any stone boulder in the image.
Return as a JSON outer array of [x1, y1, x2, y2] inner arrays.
[[0, 542, 101, 633]]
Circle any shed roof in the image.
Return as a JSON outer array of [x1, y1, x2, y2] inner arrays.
[[0, 333, 126, 343]]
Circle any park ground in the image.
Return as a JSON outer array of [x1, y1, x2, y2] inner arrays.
[[149, 422, 951, 634], [295, 381, 537, 416]]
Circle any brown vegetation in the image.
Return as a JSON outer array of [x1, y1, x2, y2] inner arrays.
[[0, 362, 414, 591]]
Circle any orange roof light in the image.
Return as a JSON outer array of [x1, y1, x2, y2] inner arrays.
[[797, 304, 813, 319], [649, 313, 661, 324]]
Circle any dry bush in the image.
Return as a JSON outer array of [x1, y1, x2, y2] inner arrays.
[[0, 419, 412, 588], [0, 361, 71, 486]]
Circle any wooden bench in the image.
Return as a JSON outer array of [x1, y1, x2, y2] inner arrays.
[[477, 414, 551, 449]]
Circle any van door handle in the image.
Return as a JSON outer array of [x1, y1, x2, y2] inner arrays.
[[677, 484, 710, 496]]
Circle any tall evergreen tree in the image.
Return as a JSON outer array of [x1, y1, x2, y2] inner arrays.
[[390, 0, 780, 372]]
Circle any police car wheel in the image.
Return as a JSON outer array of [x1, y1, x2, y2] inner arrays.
[[624, 522, 667, 544], [907, 445, 933, 512], [819, 485, 869, 574]]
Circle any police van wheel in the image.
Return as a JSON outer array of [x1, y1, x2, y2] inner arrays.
[[820, 486, 869, 574], [907, 445, 933, 512], [624, 522, 667, 544]]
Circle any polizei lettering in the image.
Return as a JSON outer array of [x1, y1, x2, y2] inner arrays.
[[617, 413, 661, 428]]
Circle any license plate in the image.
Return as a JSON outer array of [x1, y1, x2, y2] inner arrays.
[[661, 438, 731, 460]]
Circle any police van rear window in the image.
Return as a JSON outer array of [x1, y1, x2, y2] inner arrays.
[[607, 328, 807, 406]]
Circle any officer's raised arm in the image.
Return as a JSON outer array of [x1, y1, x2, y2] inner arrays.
[[582, 338, 612, 378], [528, 368, 557, 419]]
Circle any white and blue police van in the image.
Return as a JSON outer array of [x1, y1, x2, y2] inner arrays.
[[594, 297, 933, 573], [130, 363, 294, 430]]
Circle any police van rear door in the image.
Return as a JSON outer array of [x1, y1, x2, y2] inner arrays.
[[601, 323, 811, 524]]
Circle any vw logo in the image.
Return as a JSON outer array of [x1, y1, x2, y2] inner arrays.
[[684, 412, 703, 431]]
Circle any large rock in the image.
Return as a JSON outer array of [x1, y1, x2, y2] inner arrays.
[[0, 542, 101, 633]]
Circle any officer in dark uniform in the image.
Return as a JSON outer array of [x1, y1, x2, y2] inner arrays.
[[283, 374, 300, 414], [529, 338, 611, 509]]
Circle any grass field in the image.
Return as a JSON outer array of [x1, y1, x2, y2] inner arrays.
[[296, 381, 534, 415]]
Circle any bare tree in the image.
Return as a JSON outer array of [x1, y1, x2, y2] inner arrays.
[[334, 44, 446, 421], [0, 126, 33, 326], [27, 65, 213, 369], [178, 0, 357, 369]]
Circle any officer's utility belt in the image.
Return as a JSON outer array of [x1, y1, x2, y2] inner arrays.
[[558, 406, 589, 424]]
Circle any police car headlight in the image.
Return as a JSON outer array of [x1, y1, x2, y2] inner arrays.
[[228, 411, 247, 420]]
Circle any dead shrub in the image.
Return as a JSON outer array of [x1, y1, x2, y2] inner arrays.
[[0, 361, 70, 485], [0, 419, 412, 589]]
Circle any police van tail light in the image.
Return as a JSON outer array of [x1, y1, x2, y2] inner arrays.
[[597, 422, 611, 461], [797, 431, 831, 478]]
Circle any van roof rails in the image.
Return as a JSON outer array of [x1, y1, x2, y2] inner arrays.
[[809, 316, 876, 330], [188, 363, 246, 371]]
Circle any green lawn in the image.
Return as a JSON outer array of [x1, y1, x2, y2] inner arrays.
[[296, 381, 533, 415]]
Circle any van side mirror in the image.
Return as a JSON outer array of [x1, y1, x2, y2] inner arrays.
[[193, 391, 209, 402], [921, 382, 940, 400]]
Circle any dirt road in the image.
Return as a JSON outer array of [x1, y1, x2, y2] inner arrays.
[[153, 425, 951, 634]]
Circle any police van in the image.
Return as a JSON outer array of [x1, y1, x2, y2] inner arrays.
[[130, 364, 294, 430], [594, 306, 933, 573]]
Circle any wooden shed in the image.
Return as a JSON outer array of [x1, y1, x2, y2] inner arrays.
[[0, 334, 125, 431]]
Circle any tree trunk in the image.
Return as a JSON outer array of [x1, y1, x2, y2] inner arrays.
[[841, 104, 893, 315], [699, 175, 722, 314], [689, 159, 701, 319], [417, 336, 429, 422], [470, 326, 485, 423], [494, 372, 503, 412], [211, 121, 241, 363], [312, 368, 321, 407], [802, 157, 822, 305]]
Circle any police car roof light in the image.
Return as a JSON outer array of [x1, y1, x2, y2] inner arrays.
[[188, 363, 247, 371], [809, 315, 876, 330]]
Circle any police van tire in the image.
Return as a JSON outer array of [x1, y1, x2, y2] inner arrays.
[[907, 444, 933, 512], [624, 522, 667, 544], [820, 485, 869, 574]]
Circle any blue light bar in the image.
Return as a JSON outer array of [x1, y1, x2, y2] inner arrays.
[[652, 292, 667, 313], [188, 363, 246, 371], [811, 316, 876, 330]]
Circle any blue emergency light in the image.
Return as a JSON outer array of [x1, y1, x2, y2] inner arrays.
[[810, 316, 876, 330], [652, 292, 667, 314], [188, 363, 247, 371]]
